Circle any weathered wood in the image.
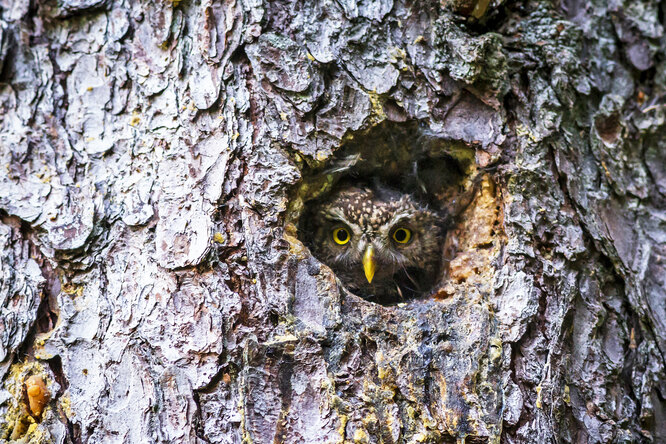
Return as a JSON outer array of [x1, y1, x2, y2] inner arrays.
[[1, 0, 664, 443]]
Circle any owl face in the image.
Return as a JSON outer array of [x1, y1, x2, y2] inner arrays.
[[309, 185, 443, 302]]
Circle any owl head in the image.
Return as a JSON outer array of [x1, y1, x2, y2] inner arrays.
[[308, 184, 444, 302]]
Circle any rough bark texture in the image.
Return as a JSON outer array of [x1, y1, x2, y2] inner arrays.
[[0, 0, 665, 443]]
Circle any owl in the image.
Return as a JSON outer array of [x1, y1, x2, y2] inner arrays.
[[308, 183, 444, 303]]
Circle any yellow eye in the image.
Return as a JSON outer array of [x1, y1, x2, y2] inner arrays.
[[392, 227, 411, 244], [332, 227, 351, 245]]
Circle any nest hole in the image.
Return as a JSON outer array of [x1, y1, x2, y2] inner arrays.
[[292, 121, 490, 306]]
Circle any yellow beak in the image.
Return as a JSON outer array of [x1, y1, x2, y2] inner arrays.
[[362, 245, 376, 284]]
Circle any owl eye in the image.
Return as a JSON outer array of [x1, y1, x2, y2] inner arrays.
[[332, 227, 351, 245], [392, 227, 412, 244]]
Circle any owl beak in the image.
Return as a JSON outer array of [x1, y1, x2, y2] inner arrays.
[[362, 245, 376, 284]]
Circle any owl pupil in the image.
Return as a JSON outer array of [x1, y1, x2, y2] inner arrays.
[[337, 230, 348, 241], [395, 229, 407, 242]]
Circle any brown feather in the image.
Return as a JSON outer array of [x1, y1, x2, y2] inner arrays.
[[308, 183, 443, 304]]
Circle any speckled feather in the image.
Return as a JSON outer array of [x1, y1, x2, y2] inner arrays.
[[309, 184, 443, 303]]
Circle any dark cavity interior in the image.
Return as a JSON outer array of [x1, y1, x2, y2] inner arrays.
[[296, 121, 477, 306]]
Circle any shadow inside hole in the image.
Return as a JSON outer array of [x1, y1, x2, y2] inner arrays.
[[296, 121, 478, 306]]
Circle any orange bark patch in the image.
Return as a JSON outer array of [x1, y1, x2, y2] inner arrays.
[[439, 175, 504, 297], [25, 375, 50, 417]]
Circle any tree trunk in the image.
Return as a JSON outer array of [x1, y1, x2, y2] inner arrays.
[[1, 0, 664, 443]]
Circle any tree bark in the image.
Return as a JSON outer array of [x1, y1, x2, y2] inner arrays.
[[0, 0, 665, 443]]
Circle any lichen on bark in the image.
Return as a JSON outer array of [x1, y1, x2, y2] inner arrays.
[[0, 0, 664, 443]]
